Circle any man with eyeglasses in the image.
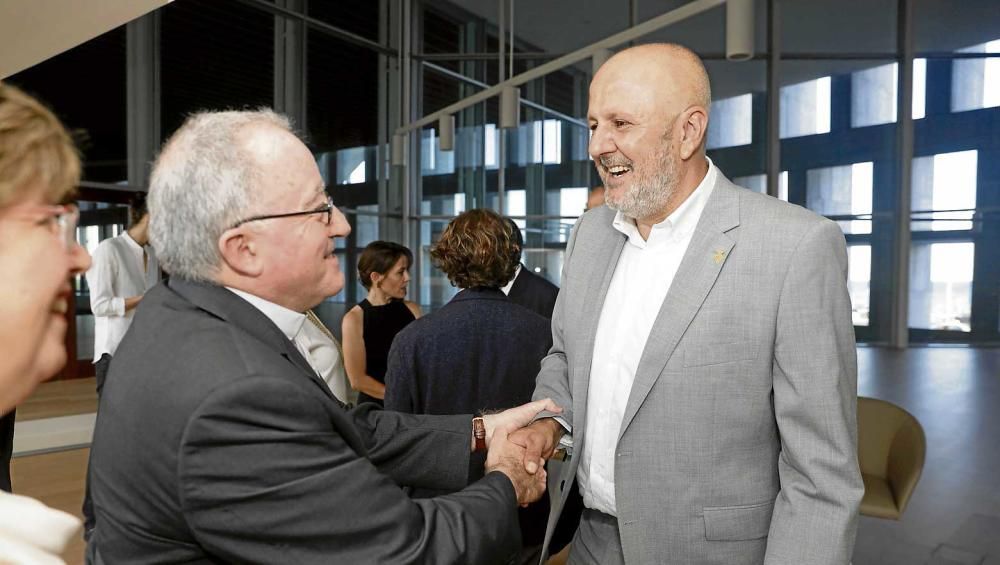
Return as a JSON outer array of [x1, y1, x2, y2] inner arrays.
[[86, 109, 557, 564]]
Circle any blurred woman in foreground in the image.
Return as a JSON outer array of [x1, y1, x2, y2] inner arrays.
[[0, 82, 92, 563]]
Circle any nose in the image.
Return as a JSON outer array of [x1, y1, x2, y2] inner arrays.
[[327, 205, 351, 238], [68, 242, 92, 275], [588, 123, 617, 161]]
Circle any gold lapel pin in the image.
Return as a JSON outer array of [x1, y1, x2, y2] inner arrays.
[[712, 249, 727, 264]]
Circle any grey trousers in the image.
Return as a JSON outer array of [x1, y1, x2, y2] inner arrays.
[[568, 508, 626, 565]]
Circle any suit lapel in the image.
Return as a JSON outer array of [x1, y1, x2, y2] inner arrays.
[[169, 280, 342, 407], [574, 212, 627, 439], [617, 178, 742, 442]]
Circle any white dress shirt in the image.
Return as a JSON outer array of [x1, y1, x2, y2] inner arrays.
[[226, 288, 352, 403], [578, 160, 717, 516], [87, 232, 160, 360]]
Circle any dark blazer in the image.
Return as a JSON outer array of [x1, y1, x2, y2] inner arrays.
[[87, 279, 520, 564], [384, 287, 552, 546], [507, 264, 559, 319]]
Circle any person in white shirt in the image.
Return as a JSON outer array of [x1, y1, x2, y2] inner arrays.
[[86, 193, 160, 393], [0, 82, 91, 565]]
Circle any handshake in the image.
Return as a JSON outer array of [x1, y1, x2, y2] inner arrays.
[[478, 399, 567, 507]]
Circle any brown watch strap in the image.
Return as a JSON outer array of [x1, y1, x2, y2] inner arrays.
[[472, 416, 487, 452]]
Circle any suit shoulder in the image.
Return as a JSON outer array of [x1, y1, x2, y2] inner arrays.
[[737, 188, 836, 237]]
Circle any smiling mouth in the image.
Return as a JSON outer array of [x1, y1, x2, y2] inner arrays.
[[606, 164, 632, 178]]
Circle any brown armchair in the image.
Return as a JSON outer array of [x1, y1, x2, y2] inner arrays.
[[857, 397, 926, 519]]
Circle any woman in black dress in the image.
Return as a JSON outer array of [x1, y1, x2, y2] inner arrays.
[[341, 241, 421, 405]]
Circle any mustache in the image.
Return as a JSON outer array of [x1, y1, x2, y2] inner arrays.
[[598, 155, 633, 169]]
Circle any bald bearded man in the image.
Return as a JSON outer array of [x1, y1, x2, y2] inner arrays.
[[511, 43, 863, 565]]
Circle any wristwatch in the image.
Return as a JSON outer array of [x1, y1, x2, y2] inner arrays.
[[472, 416, 487, 452]]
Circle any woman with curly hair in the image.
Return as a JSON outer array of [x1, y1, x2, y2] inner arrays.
[[383, 208, 554, 563]]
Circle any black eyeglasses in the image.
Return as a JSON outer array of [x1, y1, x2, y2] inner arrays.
[[231, 195, 334, 229]]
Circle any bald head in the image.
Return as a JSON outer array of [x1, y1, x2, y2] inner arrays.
[[594, 43, 711, 119]]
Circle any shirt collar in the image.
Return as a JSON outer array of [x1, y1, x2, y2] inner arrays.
[[611, 157, 718, 248], [122, 231, 144, 251], [225, 287, 307, 342], [500, 263, 522, 295]]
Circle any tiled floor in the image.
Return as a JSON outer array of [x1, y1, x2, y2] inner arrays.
[[854, 347, 1000, 565]]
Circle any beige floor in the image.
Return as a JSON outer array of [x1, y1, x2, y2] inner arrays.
[[10, 448, 88, 565], [16, 377, 97, 422]]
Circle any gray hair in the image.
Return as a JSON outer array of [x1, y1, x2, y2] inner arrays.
[[148, 109, 293, 282]]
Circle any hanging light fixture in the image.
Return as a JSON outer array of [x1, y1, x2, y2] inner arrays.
[[500, 86, 520, 129], [438, 115, 455, 151], [726, 0, 754, 61]]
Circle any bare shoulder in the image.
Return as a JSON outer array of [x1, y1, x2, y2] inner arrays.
[[342, 305, 363, 326], [404, 300, 422, 318]]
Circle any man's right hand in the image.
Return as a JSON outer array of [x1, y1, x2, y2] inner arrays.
[[508, 418, 565, 475], [486, 429, 547, 507]]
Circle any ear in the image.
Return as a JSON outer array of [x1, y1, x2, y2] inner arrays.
[[218, 227, 264, 277], [678, 106, 708, 161]]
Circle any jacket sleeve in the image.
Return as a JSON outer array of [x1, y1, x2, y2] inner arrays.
[[178, 374, 521, 565], [530, 214, 584, 436], [87, 243, 125, 317], [764, 219, 864, 565]]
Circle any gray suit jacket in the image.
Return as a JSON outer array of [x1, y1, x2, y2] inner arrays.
[[534, 174, 863, 564], [88, 279, 521, 564]]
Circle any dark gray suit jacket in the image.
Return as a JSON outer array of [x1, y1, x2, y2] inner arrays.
[[88, 279, 520, 564], [507, 265, 559, 320]]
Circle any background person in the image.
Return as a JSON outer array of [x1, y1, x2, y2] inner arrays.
[[501, 218, 559, 320], [86, 192, 160, 395], [341, 240, 420, 405], [385, 209, 554, 562], [0, 81, 92, 564]]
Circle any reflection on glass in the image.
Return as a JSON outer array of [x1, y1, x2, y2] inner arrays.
[[909, 242, 974, 332], [806, 162, 873, 234], [336, 146, 367, 185], [911, 150, 977, 231], [780, 77, 831, 138], [952, 38, 1000, 112], [707, 94, 752, 149], [848, 245, 871, 326], [355, 205, 378, 248]]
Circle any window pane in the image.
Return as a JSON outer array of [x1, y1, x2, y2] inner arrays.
[[852, 63, 897, 127], [909, 242, 974, 332], [780, 77, 831, 138], [951, 39, 1000, 112], [911, 150, 977, 231], [849, 245, 871, 327], [806, 162, 873, 234], [5, 26, 127, 183], [161, 0, 273, 140], [707, 94, 753, 149]]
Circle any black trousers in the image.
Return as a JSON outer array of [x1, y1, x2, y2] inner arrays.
[[0, 408, 15, 493]]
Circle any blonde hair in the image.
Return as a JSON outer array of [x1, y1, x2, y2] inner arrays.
[[0, 82, 80, 208]]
